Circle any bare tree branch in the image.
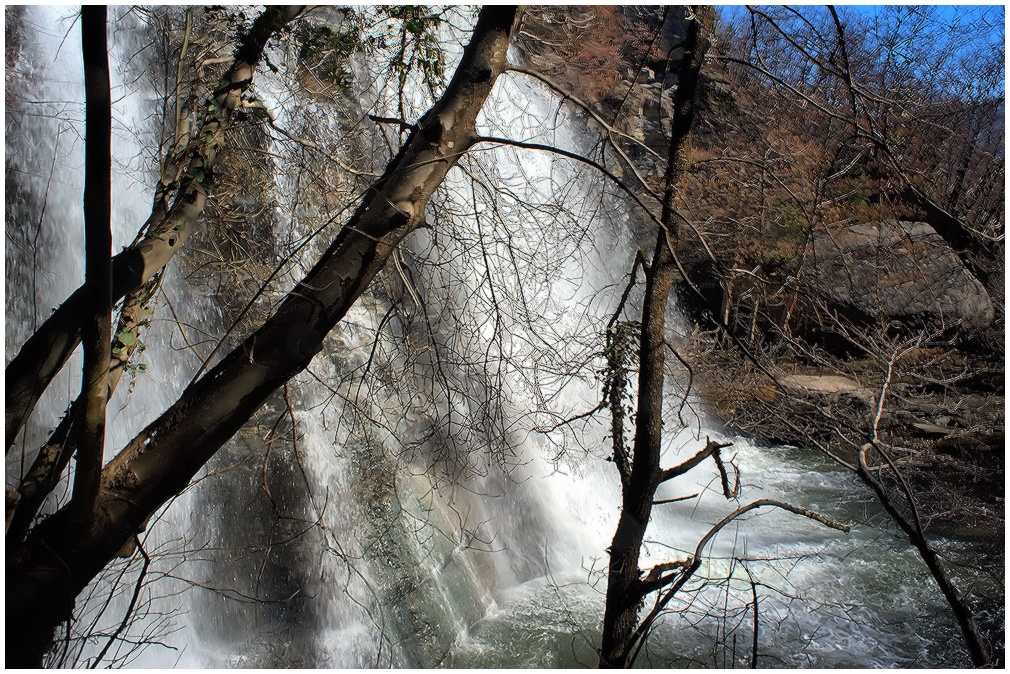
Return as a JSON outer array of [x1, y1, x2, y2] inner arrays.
[[857, 443, 992, 666], [5, 6, 306, 454], [628, 498, 849, 666]]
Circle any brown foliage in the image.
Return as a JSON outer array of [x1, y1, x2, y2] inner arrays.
[[519, 7, 667, 104]]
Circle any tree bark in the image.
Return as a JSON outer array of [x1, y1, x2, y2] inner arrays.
[[599, 6, 713, 668], [7, 280, 159, 543], [4, 6, 304, 454], [6, 7, 521, 666], [70, 5, 113, 527]]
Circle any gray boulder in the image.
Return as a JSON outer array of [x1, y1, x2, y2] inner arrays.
[[803, 220, 994, 329]]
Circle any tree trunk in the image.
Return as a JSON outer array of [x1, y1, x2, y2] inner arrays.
[[897, 184, 999, 287], [4, 6, 304, 454], [6, 281, 159, 543], [5, 7, 520, 666], [70, 5, 113, 527], [599, 6, 713, 667]]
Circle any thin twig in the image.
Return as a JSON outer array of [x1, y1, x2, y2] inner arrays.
[[90, 537, 150, 668]]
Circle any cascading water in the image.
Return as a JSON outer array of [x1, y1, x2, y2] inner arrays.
[[6, 5, 248, 667], [6, 4, 87, 454], [6, 7, 997, 668]]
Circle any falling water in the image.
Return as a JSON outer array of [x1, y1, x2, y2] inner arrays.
[[6, 7, 997, 668], [6, 4, 87, 453]]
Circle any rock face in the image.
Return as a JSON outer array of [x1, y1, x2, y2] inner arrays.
[[513, 6, 689, 183], [803, 220, 994, 329]]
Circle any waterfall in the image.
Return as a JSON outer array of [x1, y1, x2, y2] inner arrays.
[[6, 5, 87, 450], [6, 7, 995, 668]]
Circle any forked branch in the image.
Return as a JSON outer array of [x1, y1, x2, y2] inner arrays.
[[660, 437, 733, 484], [628, 498, 849, 666]]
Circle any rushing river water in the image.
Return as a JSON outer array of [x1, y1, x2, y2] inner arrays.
[[6, 7, 998, 668], [442, 440, 980, 669]]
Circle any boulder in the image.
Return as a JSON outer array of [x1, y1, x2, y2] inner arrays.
[[802, 220, 994, 329], [779, 373, 875, 404]]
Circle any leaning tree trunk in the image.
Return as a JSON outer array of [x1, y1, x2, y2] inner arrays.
[[6, 7, 521, 666], [599, 6, 713, 668], [4, 6, 304, 453]]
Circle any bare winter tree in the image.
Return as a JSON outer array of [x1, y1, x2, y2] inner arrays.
[[4, 7, 309, 455], [6, 6, 521, 665], [677, 5, 1003, 666], [5, 4, 1001, 668], [507, 5, 1001, 666]]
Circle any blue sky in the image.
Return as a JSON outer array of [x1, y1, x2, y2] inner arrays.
[[717, 5, 1005, 96]]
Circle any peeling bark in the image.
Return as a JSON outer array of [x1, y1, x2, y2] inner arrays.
[[6, 280, 159, 544], [4, 6, 304, 453], [6, 7, 520, 666]]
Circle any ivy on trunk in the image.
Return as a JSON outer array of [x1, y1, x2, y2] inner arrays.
[[5, 7, 521, 666], [599, 6, 715, 668]]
